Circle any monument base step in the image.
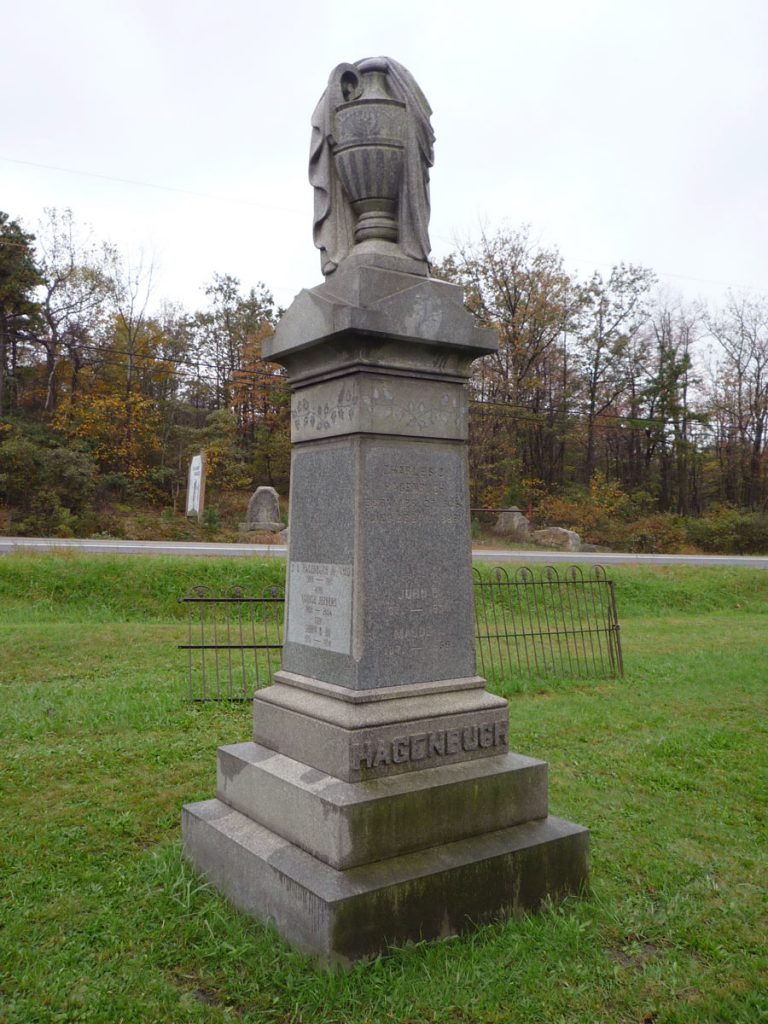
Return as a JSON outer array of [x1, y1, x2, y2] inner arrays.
[[181, 799, 589, 967], [217, 742, 548, 869]]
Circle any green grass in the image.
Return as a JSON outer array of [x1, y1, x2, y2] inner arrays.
[[1, 555, 767, 1023], [0, 552, 285, 623]]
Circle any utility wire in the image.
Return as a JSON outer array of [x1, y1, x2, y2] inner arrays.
[[1, 156, 305, 216], [3, 154, 766, 296], [20, 340, 286, 383]]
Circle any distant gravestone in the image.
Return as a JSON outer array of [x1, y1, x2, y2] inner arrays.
[[238, 486, 283, 533], [531, 526, 581, 552], [185, 453, 206, 521], [493, 506, 530, 538]]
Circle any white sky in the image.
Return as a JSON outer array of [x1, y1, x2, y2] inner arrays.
[[3, 0, 767, 313]]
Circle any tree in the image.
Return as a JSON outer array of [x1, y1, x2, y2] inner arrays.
[[626, 296, 704, 513], [0, 212, 42, 416], [436, 226, 579, 500], [33, 208, 115, 413], [708, 294, 768, 508], [438, 226, 574, 406], [54, 390, 161, 477], [575, 263, 655, 482], [194, 274, 278, 410], [49, 250, 174, 483]]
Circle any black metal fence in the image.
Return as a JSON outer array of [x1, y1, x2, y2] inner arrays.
[[179, 585, 284, 701], [473, 564, 623, 682], [179, 565, 622, 700]]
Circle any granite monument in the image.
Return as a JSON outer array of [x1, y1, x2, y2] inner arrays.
[[182, 56, 589, 965]]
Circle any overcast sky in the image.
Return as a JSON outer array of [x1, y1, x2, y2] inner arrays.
[[3, 0, 767, 313]]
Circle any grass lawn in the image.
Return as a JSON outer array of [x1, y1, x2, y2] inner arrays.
[[1, 554, 766, 1023]]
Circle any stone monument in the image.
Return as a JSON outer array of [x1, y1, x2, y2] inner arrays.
[[238, 485, 283, 533], [182, 56, 588, 965]]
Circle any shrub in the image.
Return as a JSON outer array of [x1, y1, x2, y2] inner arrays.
[[735, 513, 768, 553], [44, 447, 96, 510], [202, 505, 221, 532], [534, 473, 633, 544], [15, 490, 79, 538], [684, 507, 768, 554], [96, 473, 132, 500], [625, 514, 687, 553], [0, 432, 95, 512]]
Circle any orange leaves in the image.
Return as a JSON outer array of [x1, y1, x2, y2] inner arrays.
[[53, 392, 161, 476]]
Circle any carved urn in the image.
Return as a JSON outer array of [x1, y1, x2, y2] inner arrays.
[[331, 57, 406, 244]]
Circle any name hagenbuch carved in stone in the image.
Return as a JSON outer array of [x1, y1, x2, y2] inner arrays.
[[352, 720, 509, 770]]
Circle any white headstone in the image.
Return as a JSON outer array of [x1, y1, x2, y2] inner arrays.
[[185, 454, 206, 520]]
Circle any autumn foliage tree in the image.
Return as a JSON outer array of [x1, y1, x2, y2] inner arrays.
[[436, 226, 578, 505], [708, 294, 768, 509], [32, 208, 115, 414]]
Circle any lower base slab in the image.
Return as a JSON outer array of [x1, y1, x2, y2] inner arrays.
[[182, 798, 589, 966]]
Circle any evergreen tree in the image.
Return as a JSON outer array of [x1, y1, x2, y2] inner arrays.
[[0, 212, 43, 416]]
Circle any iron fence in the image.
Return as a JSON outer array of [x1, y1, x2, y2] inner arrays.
[[179, 585, 284, 701], [180, 565, 622, 700], [474, 564, 623, 682]]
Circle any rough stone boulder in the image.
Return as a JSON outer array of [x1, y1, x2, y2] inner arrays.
[[530, 526, 581, 552], [492, 507, 530, 538]]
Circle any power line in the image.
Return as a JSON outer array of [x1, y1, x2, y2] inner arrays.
[[4, 154, 766, 297], [1, 155, 305, 216], [46, 340, 287, 383], [559, 253, 768, 298], [15, 344, 288, 392]]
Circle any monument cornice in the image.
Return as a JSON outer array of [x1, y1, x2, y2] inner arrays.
[[263, 265, 498, 369]]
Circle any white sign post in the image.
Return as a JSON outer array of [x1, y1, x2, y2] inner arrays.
[[185, 453, 206, 522]]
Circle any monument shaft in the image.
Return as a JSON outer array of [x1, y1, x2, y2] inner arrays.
[[283, 342, 475, 689]]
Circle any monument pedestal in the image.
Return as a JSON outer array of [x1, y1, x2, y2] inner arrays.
[[183, 792, 587, 966], [182, 264, 589, 965]]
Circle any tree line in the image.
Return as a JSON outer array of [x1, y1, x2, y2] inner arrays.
[[1, 210, 767, 545], [435, 228, 768, 521]]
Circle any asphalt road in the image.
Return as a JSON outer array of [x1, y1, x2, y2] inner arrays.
[[2, 535, 768, 568]]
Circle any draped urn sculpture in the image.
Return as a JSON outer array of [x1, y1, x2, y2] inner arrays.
[[331, 59, 407, 245], [310, 56, 435, 275]]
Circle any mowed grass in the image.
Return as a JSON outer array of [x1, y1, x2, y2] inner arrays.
[[1, 554, 766, 1024]]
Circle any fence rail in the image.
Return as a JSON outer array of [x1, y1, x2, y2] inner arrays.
[[179, 565, 622, 700]]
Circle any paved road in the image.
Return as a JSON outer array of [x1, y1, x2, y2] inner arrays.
[[2, 535, 768, 569], [0, 536, 286, 558]]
